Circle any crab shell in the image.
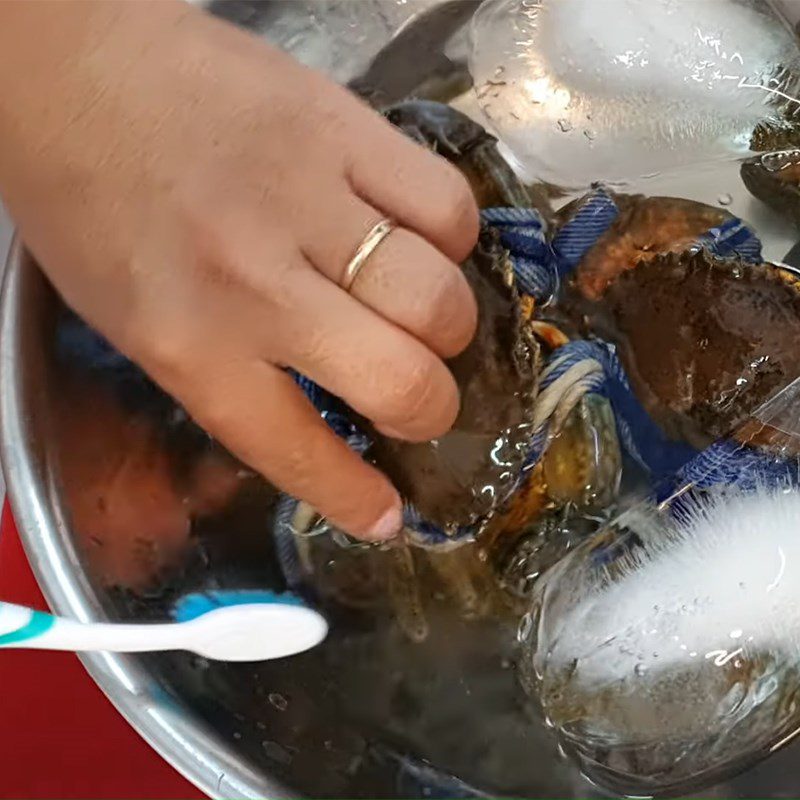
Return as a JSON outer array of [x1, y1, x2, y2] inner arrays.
[[741, 149, 800, 226], [589, 248, 800, 450], [559, 192, 733, 301], [365, 226, 540, 534], [383, 99, 552, 217]]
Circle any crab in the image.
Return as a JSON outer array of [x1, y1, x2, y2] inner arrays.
[[271, 103, 623, 641], [359, 100, 548, 539], [741, 149, 800, 226], [557, 190, 800, 451], [557, 192, 733, 301], [364, 225, 540, 537], [739, 113, 800, 227]]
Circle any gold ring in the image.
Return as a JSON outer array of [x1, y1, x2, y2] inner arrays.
[[341, 219, 395, 292]]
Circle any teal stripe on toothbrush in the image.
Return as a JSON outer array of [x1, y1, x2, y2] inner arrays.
[[0, 610, 55, 647]]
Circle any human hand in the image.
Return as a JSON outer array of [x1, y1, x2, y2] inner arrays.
[[0, 1, 479, 541]]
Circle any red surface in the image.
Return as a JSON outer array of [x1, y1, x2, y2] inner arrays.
[[0, 502, 206, 800]]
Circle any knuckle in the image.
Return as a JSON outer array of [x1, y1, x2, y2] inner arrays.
[[384, 354, 455, 437], [392, 357, 437, 417], [416, 266, 477, 357], [292, 326, 338, 374], [436, 167, 480, 241]]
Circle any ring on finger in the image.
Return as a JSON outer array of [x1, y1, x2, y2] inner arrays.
[[341, 218, 395, 293]]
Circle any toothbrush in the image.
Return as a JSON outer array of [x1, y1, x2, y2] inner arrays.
[[0, 590, 328, 662]]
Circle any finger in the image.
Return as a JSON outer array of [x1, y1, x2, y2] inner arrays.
[[300, 189, 477, 358], [179, 359, 403, 542], [267, 264, 460, 442], [345, 116, 480, 264]]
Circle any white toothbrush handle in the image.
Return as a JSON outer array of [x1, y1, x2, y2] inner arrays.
[[0, 600, 190, 653]]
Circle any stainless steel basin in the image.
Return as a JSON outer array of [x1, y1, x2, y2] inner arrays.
[[5, 2, 800, 797]]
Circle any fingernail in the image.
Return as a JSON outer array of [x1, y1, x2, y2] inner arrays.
[[368, 504, 403, 541]]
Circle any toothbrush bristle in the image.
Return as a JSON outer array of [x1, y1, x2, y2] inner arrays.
[[172, 589, 304, 622]]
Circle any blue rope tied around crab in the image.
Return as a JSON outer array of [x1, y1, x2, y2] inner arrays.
[[526, 338, 698, 477], [661, 438, 800, 500]]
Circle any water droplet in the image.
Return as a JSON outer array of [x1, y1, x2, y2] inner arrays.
[[634, 663, 648, 677], [262, 740, 293, 765], [517, 612, 533, 643], [718, 193, 733, 206], [729, 628, 743, 639], [233, 731, 242, 740], [557, 118, 573, 133], [583, 128, 596, 141], [269, 692, 288, 711]]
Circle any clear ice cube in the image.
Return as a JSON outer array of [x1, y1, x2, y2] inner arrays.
[[470, 0, 800, 188], [520, 377, 800, 795]]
